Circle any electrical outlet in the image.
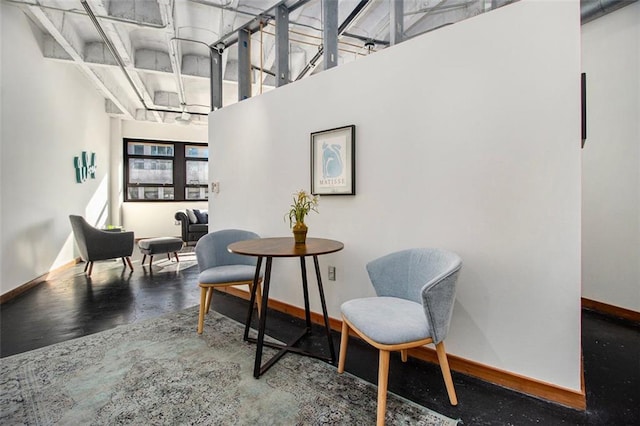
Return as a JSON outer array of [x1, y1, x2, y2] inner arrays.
[[328, 266, 336, 281]]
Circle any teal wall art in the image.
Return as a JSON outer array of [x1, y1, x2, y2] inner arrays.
[[74, 151, 97, 183]]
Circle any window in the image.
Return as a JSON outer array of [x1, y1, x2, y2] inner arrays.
[[124, 139, 208, 202]]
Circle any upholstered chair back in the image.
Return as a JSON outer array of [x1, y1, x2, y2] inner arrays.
[[196, 229, 259, 271], [366, 248, 462, 344], [69, 215, 90, 260]]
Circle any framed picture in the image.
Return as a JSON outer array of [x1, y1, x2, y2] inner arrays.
[[310, 125, 355, 195]]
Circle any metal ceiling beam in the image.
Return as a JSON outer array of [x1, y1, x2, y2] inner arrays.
[[403, 0, 477, 39], [187, 0, 260, 17], [209, 0, 309, 50], [90, 0, 163, 122], [295, 0, 371, 81], [28, 5, 136, 119], [237, 29, 252, 101], [80, 0, 208, 117], [389, 0, 403, 45], [581, 0, 638, 24], [158, 0, 188, 112], [322, 0, 338, 70], [43, 45, 247, 84], [275, 4, 290, 86], [80, 0, 148, 110], [288, 0, 315, 13], [5, 0, 167, 28], [210, 48, 223, 110]]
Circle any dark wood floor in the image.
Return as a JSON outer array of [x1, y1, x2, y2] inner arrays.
[[1, 252, 638, 425]]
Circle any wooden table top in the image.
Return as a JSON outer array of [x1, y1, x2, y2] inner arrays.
[[228, 237, 344, 258]]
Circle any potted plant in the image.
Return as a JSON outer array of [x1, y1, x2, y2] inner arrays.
[[286, 190, 319, 244]]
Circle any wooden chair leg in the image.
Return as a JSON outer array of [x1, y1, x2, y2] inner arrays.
[[197, 286, 207, 334], [167, 253, 171, 260], [121, 258, 126, 266], [149, 255, 154, 265], [174, 252, 180, 262], [338, 320, 350, 373], [205, 287, 213, 314], [84, 261, 89, 272], [141, 254, 147, 265], [435, 341, 458, 405], [125, 257, 133, 271], [255, 281, 263, 317], [87, 261, 94, 276], [401, 349, 408, 362], [377, 350, 391, 426]]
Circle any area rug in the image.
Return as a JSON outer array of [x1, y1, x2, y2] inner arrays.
[[0, 307, 459, 425]]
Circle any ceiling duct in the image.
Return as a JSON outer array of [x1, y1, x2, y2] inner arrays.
[[581, 0, 638, 24], [79, 0, 208, 118]]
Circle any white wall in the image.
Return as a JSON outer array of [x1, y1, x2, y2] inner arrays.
[[0, 0, 211, 296], [210, 0, 582, 390], [581, 3, 640, 312], [119, 120, 208, 238], [1, 2, 112, 295]]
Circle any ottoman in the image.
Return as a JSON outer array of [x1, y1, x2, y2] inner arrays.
[[138, 237, 184, 265]]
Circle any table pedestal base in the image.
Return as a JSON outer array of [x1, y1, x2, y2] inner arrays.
[[243, 255, 336, 378]]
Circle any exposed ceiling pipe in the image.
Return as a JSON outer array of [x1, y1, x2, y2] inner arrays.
[[188, 0, 316, 18], [80, 0, 208, 117], [342, 32, 389, 47], [161, 1, 188, 111], [6, 0, 167, 29], [581, 0, 638, 24], [208, 0, 291, 51], [405, 1, 476, 16], [187, 0, 261, 18]]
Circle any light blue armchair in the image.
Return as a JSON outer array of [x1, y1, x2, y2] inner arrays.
[[338, 248, 462, 426], [195, 229, 263, 334]]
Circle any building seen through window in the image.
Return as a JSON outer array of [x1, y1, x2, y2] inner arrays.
[[124, 139, 208, 202]]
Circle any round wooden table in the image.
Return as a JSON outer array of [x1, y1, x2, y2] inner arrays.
[[228, 237, 344, 378]]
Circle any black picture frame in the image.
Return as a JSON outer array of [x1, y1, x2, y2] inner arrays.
[[581, 72, 587, 148], [310, 125, 356, 196]]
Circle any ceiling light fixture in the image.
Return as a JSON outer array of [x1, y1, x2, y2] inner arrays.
[[364, 39, 375, 54], [175, 105, 192, 125]]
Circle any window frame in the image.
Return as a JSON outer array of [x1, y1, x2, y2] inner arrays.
[[123, 138, 209, 202]]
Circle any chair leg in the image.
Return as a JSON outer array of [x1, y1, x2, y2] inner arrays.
[[142, 255, 147, 265], [401, 349, 408, 362], [84, 261, 89, 272], [435, 341, 458, 405], [167, 253, 171, 260], [205, 287, 213, 314], [197, 286, 207, 334], [125, 257, 133, 271], [174, 252, 180, 262], [87, 262, 94, 276], [149, 255, 154, 265], [377, 350, 391, 426], [338, 320, 350, 373], [255, 282, 263, 317]]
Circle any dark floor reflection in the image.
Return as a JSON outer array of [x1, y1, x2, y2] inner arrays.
[[1, 251, 638, 425]]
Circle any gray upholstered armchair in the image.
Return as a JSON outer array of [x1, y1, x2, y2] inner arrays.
[[338, 248, 462, 426], [69, 215, 135, 276], [195, 229, 263, 334]]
